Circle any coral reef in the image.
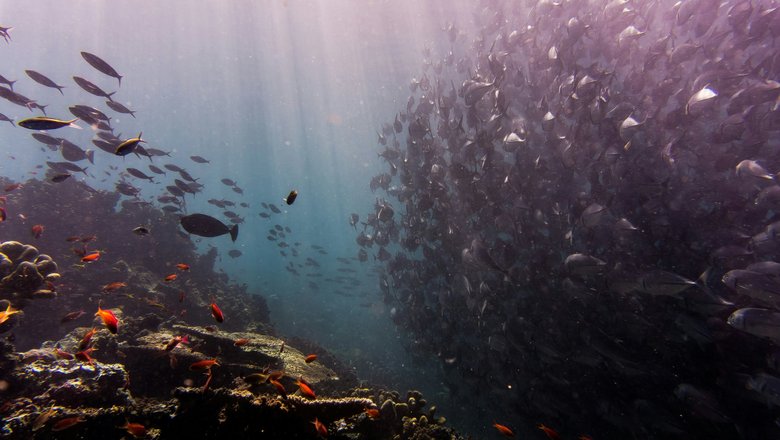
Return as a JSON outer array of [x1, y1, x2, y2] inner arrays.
[[0, 241, 59, 306]]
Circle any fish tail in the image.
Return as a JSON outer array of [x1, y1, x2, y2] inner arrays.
[[230, 224, 239, 242], [57, 86, 65, 95], [106, 91, 116, 102], [118, 76, 122, 87]]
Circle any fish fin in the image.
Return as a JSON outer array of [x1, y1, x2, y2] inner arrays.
[[230, 224, 239, 242], [118, 76, 122, 87], [106, 91, 116, 102]]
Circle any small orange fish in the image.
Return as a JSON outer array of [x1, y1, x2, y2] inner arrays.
[[210, 300, 224, 323], [270, 378, 287, 398], [51, 416, 85, 431], [304, 354, 318, 363], [81, 251, 101, 262], [493, 422, 515, 437], [178, 291, 186, 303], [120, 421, 147, 438], [296, 378, 316, 399], [364, 408, 380, 419], [102, 281, 127, 292], [0, 302, 21, 325], [234, 338, 250, 347], [189, 358, 219, 371], [164, 335, 189, 351], [164, 273, 177, 282], [31, 224, 44, 239], [176, 263, 190, 271], [61, 310, 85, 323], [204, 325, 217, 332], [75, 347, 97, 365], [95, 306, 118, 334], [4, 183, 21, 192], [268, 370, 285, 381], [78, 327, 97, 351], [538, 424, 560, 440], [312, 417, 328, 437], [0, 207, 6, 222], [54, 348, 74, 360], [202, 369, 214, 393]]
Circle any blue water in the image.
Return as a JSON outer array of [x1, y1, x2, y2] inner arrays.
[[0, 0, 481, 435]]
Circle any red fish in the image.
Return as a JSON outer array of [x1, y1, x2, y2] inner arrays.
[[304, 354, 318, 363], [0, 207, 5, 222], [80, 235, 97, 243], [75, 347, 97, 365], [102, 281, 127, 292], [176, 263, 190, 271], [268, 370, 284, 381], [120, 421, 147, 438], [164, 335, 189, 351], [65, 235, 81, 242], [54, 348, 74, 360], [60, 310, 85, 323], [189, 358, 219, 371], [210, 300, 224, 323], [164, 273, 177, 282], [31, 224, 44, 239], [296, 378, 316, 399], [578, 436, 593, 440], [537, 424, 560, 440], [270, 379, 287, 398], [178, 291, 186, 303], [0, 302, 21, 325], [493, 422, 514, 437], [4, 183, 21, 192], [78, 327, 97, 350], [81, 251, 101, 262], [95, 306, 118, 334], [51, 416, 85, 431], [234, 338, 250, 347], [312, 418, 328, 437], [365, 408, 380, 419]]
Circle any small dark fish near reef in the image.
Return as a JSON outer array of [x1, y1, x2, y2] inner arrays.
[[180, 213, 238, 242]]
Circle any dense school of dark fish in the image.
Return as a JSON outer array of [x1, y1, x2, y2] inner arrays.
[[356, 0, 780, 437]]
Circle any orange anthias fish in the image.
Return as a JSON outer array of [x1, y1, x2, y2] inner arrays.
[[312, 417, 328, 438], [78, 327, 97, 351], [81, 251, 101, 262], [95, 306, 118, 334], [54, 348, 74, 360], [269, 378, 287, 398], [538, 424, 560, 440], [233, 338, 250, 347], [102, 282, 127, 292], [0, 302, 21, 325], [31, 224, 44, 239], [364, 408, 380, 419], [75, 347, 97, 365], [493, 422, 515, 437], [304, 354, 318, 363], [189, 358, 219, 371], [176, 263, 190, 271], [164, 273, 177, 282], [296, 378, 316, 399], [51, 416, 85, 432], [120, 421, 147, 438], [164, 335, 189, 351], [210, 300, 224, 323]]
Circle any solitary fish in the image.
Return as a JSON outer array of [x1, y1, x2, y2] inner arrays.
[[25, 70, 65, 94], [285, 190, 298, 205], [180, 213, 239, 241], [81, 51, 123, 86], [190, 155, 210, 164], [18, 116, 78, 130]]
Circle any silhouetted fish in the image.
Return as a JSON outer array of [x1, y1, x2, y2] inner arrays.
[[81, 51, 123, 86], [180, 213, 238, 242]]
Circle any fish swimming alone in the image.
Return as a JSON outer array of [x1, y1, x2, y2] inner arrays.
[[180, 213, 238, 241]]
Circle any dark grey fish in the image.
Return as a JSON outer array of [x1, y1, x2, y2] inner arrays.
[[47, 161, 88, 175], [180, 213, 238, 241], [178, 169, 198, 183], [232, 186, 244, 195], [0, 73, 16, 90], [50, 173, 71, 183], [105, 100, 135, 117], [0, 112, 13, 126], [81, 51, 123, 86], [31, 133, 61, 146], [269, 204, 281, 214], [144, 148, 171, 157], [164, 164, 183, 173], [190, 155, 209, 164], [221, 178, 236, 186], [70, 105, 109, 122], [0, 86, 34, 109], [228, 249, 242, 258], [72, 76, 115, 101], [126, 167, 155, 182], [92, 139, 118, 154], [148, 165, 166, 175], [25, 70, 65, 94], [166, 185, 184, 197]]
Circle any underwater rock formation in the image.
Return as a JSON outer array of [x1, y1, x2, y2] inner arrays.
[[0, 241, 59, 306]]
